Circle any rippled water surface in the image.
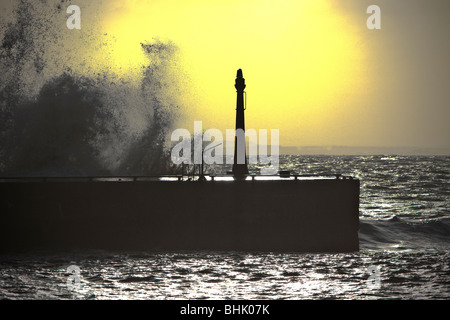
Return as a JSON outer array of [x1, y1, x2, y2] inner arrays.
[[1, 156, 449, 299]]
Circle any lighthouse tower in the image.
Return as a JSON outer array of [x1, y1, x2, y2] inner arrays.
[[232, 69, 249, 178]]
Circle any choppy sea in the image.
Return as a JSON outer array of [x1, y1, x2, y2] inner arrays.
[[0, 155, 449, 299]]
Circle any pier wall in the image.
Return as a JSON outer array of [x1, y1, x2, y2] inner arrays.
[[0, 179, 359, 252]]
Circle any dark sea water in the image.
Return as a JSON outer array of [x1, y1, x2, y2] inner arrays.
[[0, 155, 449, 299]]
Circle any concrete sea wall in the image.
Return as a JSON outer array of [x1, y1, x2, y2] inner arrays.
[[0, 178, 360, 252]]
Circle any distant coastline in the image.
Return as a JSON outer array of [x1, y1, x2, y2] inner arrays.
[[229, 143, 450, 156], [277, 146, 450, 156]]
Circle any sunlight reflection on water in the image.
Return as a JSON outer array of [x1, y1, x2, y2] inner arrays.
[[0, 155, 449, 299]]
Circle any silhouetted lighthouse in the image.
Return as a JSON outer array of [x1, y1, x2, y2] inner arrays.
[[232, 69, 249, 177]]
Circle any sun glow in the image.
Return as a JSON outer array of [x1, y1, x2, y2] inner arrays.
[[93, 0, 367, 145]]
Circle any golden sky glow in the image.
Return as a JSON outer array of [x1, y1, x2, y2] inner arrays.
[[3, 0, 447, 151], [86, 0, 370, 146]]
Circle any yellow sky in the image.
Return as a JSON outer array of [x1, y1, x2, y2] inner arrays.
[[87, 0, 370, 146], [5, 0, 444, 150]]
